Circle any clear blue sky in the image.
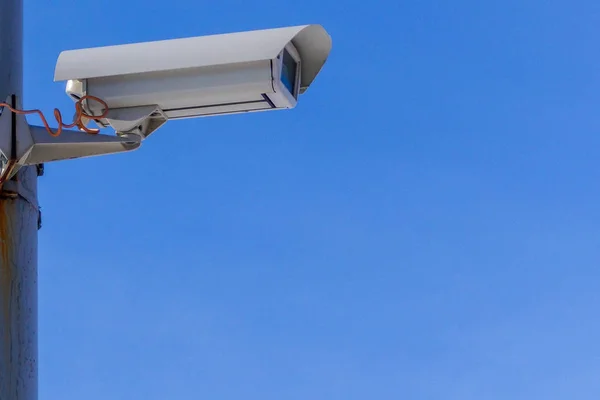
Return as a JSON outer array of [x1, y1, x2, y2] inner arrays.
[[25, 0, 600, 399]]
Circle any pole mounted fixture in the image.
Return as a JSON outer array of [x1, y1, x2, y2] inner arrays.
[[0, 12, 332, 400], [0, 24, 333, 187]]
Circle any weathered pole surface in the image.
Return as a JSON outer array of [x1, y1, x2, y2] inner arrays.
[[0, 0, 40, 398]]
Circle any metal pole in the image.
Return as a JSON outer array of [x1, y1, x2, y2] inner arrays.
[[0, 0, 39, 398]]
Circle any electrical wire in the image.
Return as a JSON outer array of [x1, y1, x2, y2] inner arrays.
[[0, 95, 110, 137], [0, 95, 111, 187]]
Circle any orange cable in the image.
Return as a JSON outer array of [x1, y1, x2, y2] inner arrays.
[[0, 95, 110, 137]]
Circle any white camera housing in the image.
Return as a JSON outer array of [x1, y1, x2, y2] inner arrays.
[[54, 24, 332, 138]]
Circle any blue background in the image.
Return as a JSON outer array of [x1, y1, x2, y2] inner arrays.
[[24, 0, 600, 399]]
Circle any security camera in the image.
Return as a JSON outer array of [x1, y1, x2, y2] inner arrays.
[[0, 24, 332, 185], [54, 25, 332, 138]]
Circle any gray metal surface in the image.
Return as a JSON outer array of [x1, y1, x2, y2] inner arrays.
[[26, 125, 142, 164], [54, 24, 332, 94], [0, 97, 143, 176], [0, 0, 39, 398]]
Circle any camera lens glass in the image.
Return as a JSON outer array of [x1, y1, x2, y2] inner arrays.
[[281, 49, 298, 97]]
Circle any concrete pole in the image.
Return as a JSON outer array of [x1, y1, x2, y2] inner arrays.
[[0, 0, 39, 398]]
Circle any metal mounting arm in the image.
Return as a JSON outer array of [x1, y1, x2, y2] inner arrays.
[[25, 126, 141, 165], [0, 98, 142, 181]]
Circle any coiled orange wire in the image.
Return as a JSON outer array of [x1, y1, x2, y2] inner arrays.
[[0, 95, 110, 137]]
